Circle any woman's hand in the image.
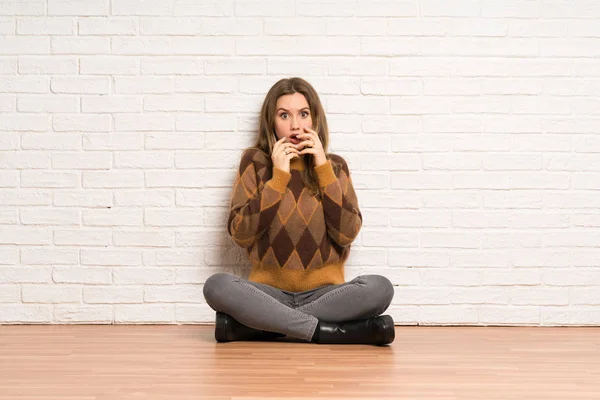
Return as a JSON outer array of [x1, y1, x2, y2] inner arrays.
[[296, 127, 327, 167], [272, 137, 299, 173]]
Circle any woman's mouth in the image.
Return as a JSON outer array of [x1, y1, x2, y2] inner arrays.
[[289, 135, 300, 144]]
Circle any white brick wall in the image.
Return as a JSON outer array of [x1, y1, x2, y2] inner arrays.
[[1, 0, 600, 326]]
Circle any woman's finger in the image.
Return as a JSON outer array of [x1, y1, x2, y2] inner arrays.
[[273, 137, 286, 151], [299, 147, 316, 155], [295, 140, 313, 149], [301, 129, 321, 144], [303, 127, 319, 138]]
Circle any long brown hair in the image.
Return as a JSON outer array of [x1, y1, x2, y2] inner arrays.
[[249, 77, 339, 195]]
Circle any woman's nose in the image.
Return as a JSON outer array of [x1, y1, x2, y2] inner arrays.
[[290, 116, 299, 129]]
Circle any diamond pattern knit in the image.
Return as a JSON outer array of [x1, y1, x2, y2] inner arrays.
[[227, 149, 362, 292]]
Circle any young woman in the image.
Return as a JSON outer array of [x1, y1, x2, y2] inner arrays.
[[203, 77, 395, 345]]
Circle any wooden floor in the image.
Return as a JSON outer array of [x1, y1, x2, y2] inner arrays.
[[1, 325, 599, 400]]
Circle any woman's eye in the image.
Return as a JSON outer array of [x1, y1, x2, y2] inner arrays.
[[301, 111, 309, 117], [280, 113, 288, 119]]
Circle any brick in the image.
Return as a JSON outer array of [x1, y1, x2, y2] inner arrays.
[[21, 248, 78, 265], [143, 94, 204, 112], [361, 37, 419, 56], [114, 77, 173, 93], [421, 37, 538, 57], [54, 305, 112, 323], [81, 249, 142, 266], [114, 114, 175, 131], [51, 37, 110, 54], [145, 133, 204, 149], [48, 0, 108, 16], [362, 229, 419, 247], [142, 58, 203, 75], [357, 0, 417, 16], [0, 57, 17, 74], [0, 94, 15, 112], [0, 285, 19, 302], [79, 18, 136, 35], [205, 58, 264, 75], [114, 190, 174, 206], [144, 250, 205, 267], [175, 304, 215, 323], [54, 229, 111, 246], [447, 19, 507, 37], [113, 231, 173, 247], [113, 37, 233, 55], [18, 57, 76, 74], [0, 170, 16, 188], [114, 151, 174, 168], [174, 77, 236, 93], [21, 171, 78, 188], [144, 285, 204, 302], [482, 0, 539, 17], [265, 18, 326, 36], [0, 36, 49, 55], [0, 115, 49, 131], [16, 18, 74, 34], [82, 208, 143, 227], [481, 232, 543, 249], [54, 190, 113, 207], [421, 0, 480, 17], [421, 231, 481, 249], [389, 210, 451, 229], [423, 154, 482, 170], [541, 307, 600, 326], [234, 0, 291, 16], [0, 151, 50, 168], [53, 114, 111, 132], [175, 0, 233, 16], [511, 287, 569, 306], [0, 305, 50, 323], [115, 304, 174, 323], [419, 306, 479, 324], [391, 173, 452, 190], [479, 306, 540, 325], [113, 268, 175, 284], [21, 208, 79, 225], [451, 211, 510, 228], [84, 286, 143, 303], [80, 56, 139, 75], [83, 171, 144, 188], [453, 173, 510, 189], [83, 133, 143, 150], [0, 266, 51, 282], [17, 95, 78, 113], [0, 77, 49, 93], [53, 267, 111, 284], [450, 251, 511, 268], [51, 77, 110, 94], [112, 0, 173, 15], [146, 171, 206, 188], [392, 135, 452, 152], [201, 18, 261, 35], [0, 190, 52, 206]]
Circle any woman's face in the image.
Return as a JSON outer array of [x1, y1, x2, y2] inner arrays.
[[273, 92, 313, 146]]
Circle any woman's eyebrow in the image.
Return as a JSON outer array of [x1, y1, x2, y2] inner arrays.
[[276, 107, 310, 112]]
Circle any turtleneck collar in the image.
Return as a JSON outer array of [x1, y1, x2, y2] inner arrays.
[[290, 157, 306, 171]]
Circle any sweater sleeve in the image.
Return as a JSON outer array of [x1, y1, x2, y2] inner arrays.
[[314, 155, 362, 247], [227, 150, 291, 249]]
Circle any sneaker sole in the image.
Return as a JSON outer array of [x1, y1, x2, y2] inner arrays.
[[379, 315, 395, 345]]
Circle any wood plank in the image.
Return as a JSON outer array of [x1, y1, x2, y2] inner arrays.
[[0, 325, 599, 399]]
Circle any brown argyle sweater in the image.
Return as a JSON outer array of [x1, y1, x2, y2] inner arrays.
[[227, 149, 362, 292]]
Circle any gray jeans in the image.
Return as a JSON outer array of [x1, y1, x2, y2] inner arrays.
[[203, 273, 394, 341]]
